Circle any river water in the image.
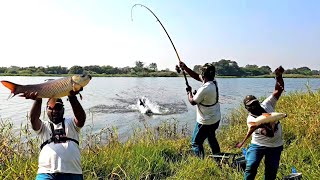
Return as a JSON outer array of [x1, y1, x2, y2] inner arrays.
[[0, 76, 319, 141]]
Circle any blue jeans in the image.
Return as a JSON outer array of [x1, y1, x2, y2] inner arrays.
[[36, 173, 83, 180], [244, 144, 283, 180], [191, 121, 220, 158]]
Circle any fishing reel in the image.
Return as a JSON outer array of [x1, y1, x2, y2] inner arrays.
[[175, 65, 181, 74]]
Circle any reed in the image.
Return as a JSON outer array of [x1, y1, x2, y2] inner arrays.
[[0, 90, 319, 179]]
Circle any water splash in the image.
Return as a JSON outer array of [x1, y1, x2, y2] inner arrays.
[[137, 97, 161, 115]]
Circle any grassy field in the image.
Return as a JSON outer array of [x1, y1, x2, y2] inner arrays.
[[0, 90, 319, 179]]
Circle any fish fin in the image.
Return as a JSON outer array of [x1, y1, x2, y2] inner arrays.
[[262, 113, 271, 117], [7, 93, 14, 100], [1, 80, 19, 94], [79, 93, 82, 100], [248, 122, 257, 126]]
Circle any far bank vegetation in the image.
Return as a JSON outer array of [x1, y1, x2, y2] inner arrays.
[[0, 59, 319, 77]]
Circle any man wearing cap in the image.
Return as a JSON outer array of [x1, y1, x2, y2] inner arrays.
[[25, 91, 86, 180], [242, 66, 285, 180], [179, 61, 221, 158]]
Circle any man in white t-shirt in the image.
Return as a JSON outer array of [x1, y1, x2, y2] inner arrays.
[[26, 91, 86, 180], [242, 66, 285, 180], [179, 62, 221, 158]]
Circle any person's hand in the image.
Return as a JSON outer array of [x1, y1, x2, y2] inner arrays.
[[186, 85, 192, 94], [69, 88, 82, 97], [275, 66, 284, 77], [20, 91, 39, 100], [179, 61, 187, 69], [235, 142, 243, 148]]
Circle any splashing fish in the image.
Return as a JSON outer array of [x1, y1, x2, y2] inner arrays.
[[1, 74, 92, 99], [138, 98, 153, 115], [236, 112, 287, 148]]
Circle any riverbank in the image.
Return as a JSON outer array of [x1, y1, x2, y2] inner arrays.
[[0, 90, 319, 179]]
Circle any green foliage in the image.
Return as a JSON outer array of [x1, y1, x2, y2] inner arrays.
[[213, 59, 243, 76], [0, 59, 319, 77], [69, 65, 84, 74], [285, 67, 315, 75]]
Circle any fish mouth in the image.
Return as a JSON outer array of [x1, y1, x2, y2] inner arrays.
[[88, 75, 92, 80]]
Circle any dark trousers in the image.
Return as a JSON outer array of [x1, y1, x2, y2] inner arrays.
[[244, 144, 283, 180], [191, 121, 221, 158], [36, 173, 83, 180]]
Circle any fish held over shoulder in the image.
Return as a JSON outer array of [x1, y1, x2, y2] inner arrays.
[[236, 112, 287, 148], [1, 74, 92, 99]]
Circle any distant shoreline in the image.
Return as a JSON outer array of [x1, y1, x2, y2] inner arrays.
[[0, 73, 319, 78]]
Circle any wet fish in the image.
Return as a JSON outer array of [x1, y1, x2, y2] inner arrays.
[[139, 98, 153, 115], [1, 74, 92, 98], [236, 112, 287, 148]]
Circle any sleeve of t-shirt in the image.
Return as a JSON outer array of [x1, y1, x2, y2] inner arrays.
[[246, 115, 255, 127], [261, 95, 277, 109], [193, 86, 206, 104]]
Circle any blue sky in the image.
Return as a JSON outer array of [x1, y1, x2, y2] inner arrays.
[[0, 0, 319, 71]]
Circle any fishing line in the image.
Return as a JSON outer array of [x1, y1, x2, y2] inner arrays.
[[131, 4, 189, 87]]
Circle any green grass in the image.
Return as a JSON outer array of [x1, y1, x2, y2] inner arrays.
[[1, 90, 320, 179]]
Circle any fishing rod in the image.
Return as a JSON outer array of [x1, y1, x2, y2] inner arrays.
[[131, 4, 189, 87]]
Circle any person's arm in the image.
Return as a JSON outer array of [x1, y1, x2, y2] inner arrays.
[[30, 99, 42, 131], [179, 61, 202, 82], [273, 66, 285, 100], [24, 92, 42, 131], [68, 93, 86, 128]]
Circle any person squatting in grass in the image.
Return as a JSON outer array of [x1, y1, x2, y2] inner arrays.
[[242, 66, 285, 180], [179, 61, 221, 158], [25, 90, 86, 180]]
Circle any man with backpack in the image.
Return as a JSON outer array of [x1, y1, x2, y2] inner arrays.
[[26, 91, 86, 180], [179, 62, 221, 158]]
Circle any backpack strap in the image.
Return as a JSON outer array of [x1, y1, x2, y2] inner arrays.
[[40, 120, 79, 150], [199, 80, 219, 107]]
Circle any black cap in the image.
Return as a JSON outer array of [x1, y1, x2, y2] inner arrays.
[[243, 95, 258, 106], [201, 63, 216, 78]]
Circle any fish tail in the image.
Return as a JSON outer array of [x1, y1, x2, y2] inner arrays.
[[1, 80, 20, 95]]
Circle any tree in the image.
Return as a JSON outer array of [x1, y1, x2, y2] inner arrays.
[[0, 67, 7, 73], [148, 63, 158, 71], [193, 65, 202, 74], [134, 61, 144, 72], [213, 59, 242, 76], [68, 66, 84, 74]]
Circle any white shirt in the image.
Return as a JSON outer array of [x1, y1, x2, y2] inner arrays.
[[36, 118, 82, 174], [193, 81, 221, 125], [247, 95, 283, 147]]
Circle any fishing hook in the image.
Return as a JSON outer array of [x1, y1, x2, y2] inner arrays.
[[131, 4, 189, 87]]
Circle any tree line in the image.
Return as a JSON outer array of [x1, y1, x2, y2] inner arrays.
[[0, 59, 319, 77], [194, 59, 319, 76]]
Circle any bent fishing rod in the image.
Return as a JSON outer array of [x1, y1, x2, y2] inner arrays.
[[131, 4, 189, 87]]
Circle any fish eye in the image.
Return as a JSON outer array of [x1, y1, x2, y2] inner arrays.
[[81, 74, 86, 77]]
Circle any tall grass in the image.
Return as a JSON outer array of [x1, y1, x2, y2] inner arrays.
[[1, 90, 320, 179]]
